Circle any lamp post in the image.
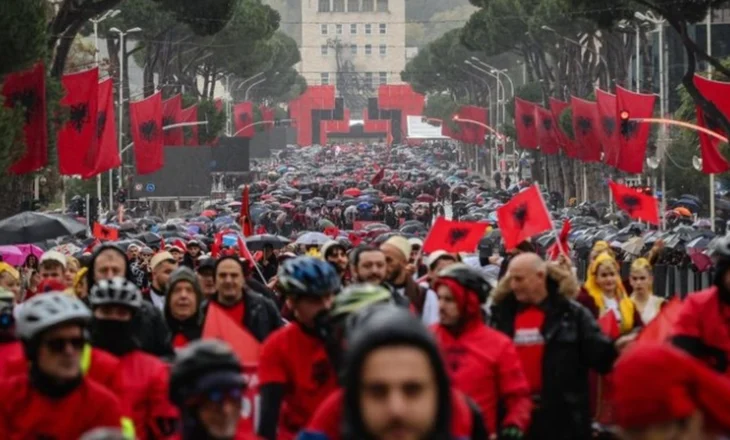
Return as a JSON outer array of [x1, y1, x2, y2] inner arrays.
[[109, 26, 142, 207], [459, 66, 495, 176], [244, 77, 267, 101], [541, 25, 609, 85], [91, 9, 120, 212]]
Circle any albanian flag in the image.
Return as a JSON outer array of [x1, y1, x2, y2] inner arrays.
[[608, 180, 659, 225], [549, 97, 577, 158], [92, 222, 119, 241], [693, 75, 730, 174], [82, 79, 120, 178], [180, 105, 199, 146], [58, 67, 99, 176], [547, 219, 571, 261], [571, 96, 602, 163], [371, 167, 385, 185], [514, 97, 538, 149], [240, 185, 253, 237], [535, 105, 560, 155], [162, 94, 183, 146], [595, 88, 620, 168], [130, 92, 164, 175], [422, 217, 488, 254], [2, 62, 47, 175], [616, 86, 656, 174], [261, 105, 275, 131], [497, 185, 552, 251], [234, 101, 255, 138]]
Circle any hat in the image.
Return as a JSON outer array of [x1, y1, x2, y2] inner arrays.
[[0, 263, 19, 281], [381, 236, 411, 260], [40, 250, 67, 269], [127, 243, 140, 251], [187, 239, 201, 247], [166, 245, 183, 253], [140, 247, 154, 255], [408, 237, 424, 249], [151, 252, 176, 271], [197, 257, 216, 272], [166, 267, 203, 307], [321, 240, 345, 259], [426, 250, 456, 270]]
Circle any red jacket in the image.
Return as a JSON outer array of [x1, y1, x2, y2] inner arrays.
[[432, 322, 532, 432], [0, 341, 23, 377], [672, 287, 730, 377], [303, 388, 476, 439], [116, 350, 179, 440], [0, 375, 122, 440], [171, 424, 258, 440]]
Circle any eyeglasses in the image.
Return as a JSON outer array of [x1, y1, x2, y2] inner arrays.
[[43, 337, 85, 354], [197, 387, 244, 406]]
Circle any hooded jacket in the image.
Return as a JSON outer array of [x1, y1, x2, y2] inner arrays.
[[490, 263, 617, 440], [164, 267, 205, 348], [87, 244, 174, 358]]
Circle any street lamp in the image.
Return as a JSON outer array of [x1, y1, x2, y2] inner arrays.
[[541, 25, 608, 69], [109, 26, 142, 205], [470, 57, 515, 100]]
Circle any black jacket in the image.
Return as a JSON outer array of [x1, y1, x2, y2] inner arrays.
[[133, 301, 175, 358], [213, 288, 283, 342], [489, 265, 617, 440]]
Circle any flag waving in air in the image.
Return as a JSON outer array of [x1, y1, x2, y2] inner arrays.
[[92, 223, 119, 241], [608, 180, 659, 225], [422, 217, 488, 254], [496, 185, 553, 251]]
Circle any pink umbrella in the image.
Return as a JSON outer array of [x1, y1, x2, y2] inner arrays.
[[0, 246, 24, 266], [16, 244, 43, 261]]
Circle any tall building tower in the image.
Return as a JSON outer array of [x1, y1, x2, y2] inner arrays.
[[299, 0, 406, 115]]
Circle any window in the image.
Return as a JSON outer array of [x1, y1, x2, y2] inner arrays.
[[336, 24, 343, 34], [379, 72, 387, 85], [320, 24, 328, 35], [362, 0, 374, 11], [365, 72, 373, 88], [318, 0, 330, 12], [350, 44, 357, 55], [379, 23, 387, 34], [350, 23, 357, 34], [365, 44, 372, 55], [376, 0, 388, 11], [379, 44, 386, 56], [365, 23, 372, 34], [321, 73, 330, 85], [347, 0, 359, 11], [321, 44, 329, 55], [333, 0, 345, 12]]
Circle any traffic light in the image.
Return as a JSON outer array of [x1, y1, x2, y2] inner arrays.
[[619, 110, 631, 137]]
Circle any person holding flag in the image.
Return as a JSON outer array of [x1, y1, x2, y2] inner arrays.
[[258, 257, 342, 440]]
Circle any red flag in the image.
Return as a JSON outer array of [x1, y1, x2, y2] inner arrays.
[[348, 232, 363, 247], [496, 185, 553, 251], [130, 92, 164, 175], [180, 105, 199, 146], [616, 86, 656, 174], [2, 62, 47, 174], [608, 180, 659, 225], [598, 312, 621, 340], [535, 105, 560, 155], [260, 105, 275, 131], [422, 217, 488, 254], [162, 94, 183, 146], [202, 302, 260, 364], [240, 185, 253, 237], [692, 75, 730, 174], [234, 102, 255, 138], [549, 97, 577, 158], [237, 235, 255, 264], [83, 79, 120, 178], [92, 222, 119, 241], [83, 238, 101, 254], [547, 219, 571, 261], [58, 67, 99, 176], [637, 298, 682, 344], [595, 89, 620, 168], [455, 105, 487, 144], [211, 231, 223, 258], [324, 226, 340, 238], [571, 97, 602, 163], [371, 167, 385, 185], [514, 97, 538, 149]]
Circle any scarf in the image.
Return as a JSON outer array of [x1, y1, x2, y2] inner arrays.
[[584, 253, 635, 333]]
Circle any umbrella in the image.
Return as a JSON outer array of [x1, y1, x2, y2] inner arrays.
[[295, 232, 330, 246], [245, 234, 291, 251], [0, 246, 23, 266], [416, 194, 436, 203], [201, 209, 217, 217], [0, 212, 87, 245]]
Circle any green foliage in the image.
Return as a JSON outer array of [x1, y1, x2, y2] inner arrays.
[[424, 94, 463, 132], [244, 32, 307, 104], [179, 95, 225, 143], [0, 0, 47, 77], [406, 4, 479, 47], [562, 0, 727, 28], [157, 0, 237, 35], [503, 82, 544, 139]]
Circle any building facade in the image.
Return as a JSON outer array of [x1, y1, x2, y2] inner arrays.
[[299, 0, 406, 114]]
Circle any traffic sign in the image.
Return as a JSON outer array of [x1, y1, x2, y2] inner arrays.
[[134, 183, 143, 191], [145, 183, 156, 193]]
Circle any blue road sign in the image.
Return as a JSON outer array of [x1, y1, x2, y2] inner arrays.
[[145, 183, 156, 193]]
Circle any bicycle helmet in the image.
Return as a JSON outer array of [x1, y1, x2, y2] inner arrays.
[[330, 283, 393, 321], [277, 256, 341, 297], [16, 292, 91, 340], [169, 339, 244, 406], [435, 263, 492, 303], [89, 277, 143, 311]]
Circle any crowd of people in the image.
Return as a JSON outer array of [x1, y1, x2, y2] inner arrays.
[[0, 143, 729, 440]]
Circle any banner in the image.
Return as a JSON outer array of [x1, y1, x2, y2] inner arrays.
[[692, 75, 730, 174], [514, 97, 538, 149], [571, 97, 602, 163], [130, 92, 164, 175], [162, 94, 183, 146], [181, 105, 199, 146], [58, 67, 99, 176], [549, 97, 577, 158], [234, 101, 255, 138], [83, 79, 120, 178], [595, 88, 620, 168], [616, 86, 656, 174], [535, 105, 560, 155]]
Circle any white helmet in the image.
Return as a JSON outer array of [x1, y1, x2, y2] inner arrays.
[[89, 277, 142, 310], [16, 293, 91, 340]]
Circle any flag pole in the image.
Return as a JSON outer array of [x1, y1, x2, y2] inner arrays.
[[535, 184, 569, 258]]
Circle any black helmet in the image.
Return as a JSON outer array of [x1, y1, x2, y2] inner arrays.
[[169, 340, 244, 406], [436, 263, 491, 303]]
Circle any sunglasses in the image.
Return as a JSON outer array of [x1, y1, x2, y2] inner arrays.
[[193, 387, 244, 406], [43, 337, 85, 353]]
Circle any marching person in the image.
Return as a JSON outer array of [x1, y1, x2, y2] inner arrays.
[[321, 240, 351, 286], [381, 236, 426, 314], [165, 266, 206, 349]]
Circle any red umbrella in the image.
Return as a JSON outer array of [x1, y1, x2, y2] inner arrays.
[[201, 209, 217, 217], [382, 196, 398, 203], [281, 203, 295, 210], [416, 194, 435, 203], [343, 188, 361, 197]]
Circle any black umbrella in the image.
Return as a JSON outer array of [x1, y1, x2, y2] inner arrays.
[[245, 234, 291, 251], [0, 212, 87, 245]]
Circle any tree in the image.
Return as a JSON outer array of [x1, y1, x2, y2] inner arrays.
[[241, 32, 307, 105]]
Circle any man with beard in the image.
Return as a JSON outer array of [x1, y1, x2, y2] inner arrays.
[[322, 240, 350, 286], [148, 252, 177, 311], [349, 246, 387, 286], [381, 236, 426, 315], [88, 277, 179, 439]]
